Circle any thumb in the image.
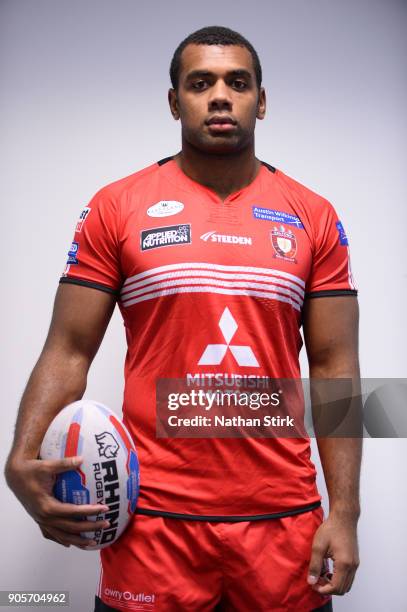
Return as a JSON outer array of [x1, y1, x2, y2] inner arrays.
[[308, 542, 325, 585], [46, 456, 84, 474]]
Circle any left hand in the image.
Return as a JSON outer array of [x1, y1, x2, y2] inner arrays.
[[307, 511, 360, 596]]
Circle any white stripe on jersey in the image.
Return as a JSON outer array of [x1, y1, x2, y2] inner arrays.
[[121, 276, 303, 307], [120, 263, 305, 311], [97, 563, 103, 597], [121, 269, 304, 300], [347, 246, 356, 290], [121, 285, 302, 311], [122, 262, 306, 289]]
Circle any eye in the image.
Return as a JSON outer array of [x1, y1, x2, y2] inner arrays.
[[232, 80, 247, 90], [192, 80, 207, 90]]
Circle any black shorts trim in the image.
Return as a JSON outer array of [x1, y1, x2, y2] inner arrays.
[[261, 160, 277, 173], [59, 277, 119, 296], [135, 500, 321, 522], [305, 289, 358, 299], [95, 593, 332, 611]]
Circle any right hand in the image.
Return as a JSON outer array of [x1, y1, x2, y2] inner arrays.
[[5, 455, 110, 549]]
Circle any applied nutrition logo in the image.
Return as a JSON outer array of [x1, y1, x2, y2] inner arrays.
[[141, 224, 191, 251]]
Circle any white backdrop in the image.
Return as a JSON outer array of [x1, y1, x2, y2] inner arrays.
[[1, 1, 406, 610]]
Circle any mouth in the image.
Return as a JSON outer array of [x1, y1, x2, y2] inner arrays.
[[205, 115, 237, 133]]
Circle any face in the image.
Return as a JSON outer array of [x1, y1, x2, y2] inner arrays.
[[169, 44, 266, 154]]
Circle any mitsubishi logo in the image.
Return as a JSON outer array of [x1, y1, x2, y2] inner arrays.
[[198, 307, 260, 367]]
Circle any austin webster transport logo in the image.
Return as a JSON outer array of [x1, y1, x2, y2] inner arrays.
[[141, 224, 191, 251], [252, 206, 304, 228]]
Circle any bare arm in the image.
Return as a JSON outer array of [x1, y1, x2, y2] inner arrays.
[[303, 296, 362, 596], [5, 283, 117, 547]]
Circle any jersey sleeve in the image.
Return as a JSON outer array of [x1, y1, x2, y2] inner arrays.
[[59, 187, 122, 295], [305, 198, 357, 298]]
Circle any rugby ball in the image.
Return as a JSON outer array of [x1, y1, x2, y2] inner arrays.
[[40, 399, 140, 549]]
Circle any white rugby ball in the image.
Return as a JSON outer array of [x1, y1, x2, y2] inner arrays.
[[40, 399, 140, 549]]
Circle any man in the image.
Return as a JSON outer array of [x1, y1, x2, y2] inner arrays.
[[5, 26, 361, 612]]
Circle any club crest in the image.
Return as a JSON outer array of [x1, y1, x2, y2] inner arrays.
[[270, 225, 297, 262]]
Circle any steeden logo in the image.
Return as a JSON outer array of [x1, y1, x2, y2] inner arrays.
[[200, 231, 252, 245]]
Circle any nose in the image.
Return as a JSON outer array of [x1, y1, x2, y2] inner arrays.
[[207, 79, 232, 111]]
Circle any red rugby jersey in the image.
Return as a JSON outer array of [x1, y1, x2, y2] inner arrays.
[[60, 157, 357, 517]]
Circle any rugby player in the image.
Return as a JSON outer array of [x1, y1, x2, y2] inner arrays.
[[5, 26, 361, 611]]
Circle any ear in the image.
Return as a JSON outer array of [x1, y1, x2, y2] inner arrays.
[[168, 88, 180, 120], [256, 87, 266, 120]]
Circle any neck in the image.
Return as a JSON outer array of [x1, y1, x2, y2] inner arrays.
[[174, 140, 261, 201]]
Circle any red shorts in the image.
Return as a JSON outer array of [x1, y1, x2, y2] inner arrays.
[[95, 507, 332, 612]]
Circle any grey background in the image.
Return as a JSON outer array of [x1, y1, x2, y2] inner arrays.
[[1, 0, 406, 610]]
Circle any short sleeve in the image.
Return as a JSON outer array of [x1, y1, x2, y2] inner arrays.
[[59, 187, 122, 295], [306, 199, 357, 298]]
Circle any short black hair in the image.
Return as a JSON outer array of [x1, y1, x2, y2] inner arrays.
[[170, 25, 262, 90]]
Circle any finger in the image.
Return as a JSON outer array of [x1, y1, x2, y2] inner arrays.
[[345, 575, 355, 593], [307, 544, 326, 586], [41, 456, 84, 474], [49, 518, 110, 534], [334, 562, 356, 595], [314, 562, 349, 596], [39, 525, 70, 548], [42, 499, 109, 519], [40, 525, 97, 548], [344, 568, 357, 593]]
